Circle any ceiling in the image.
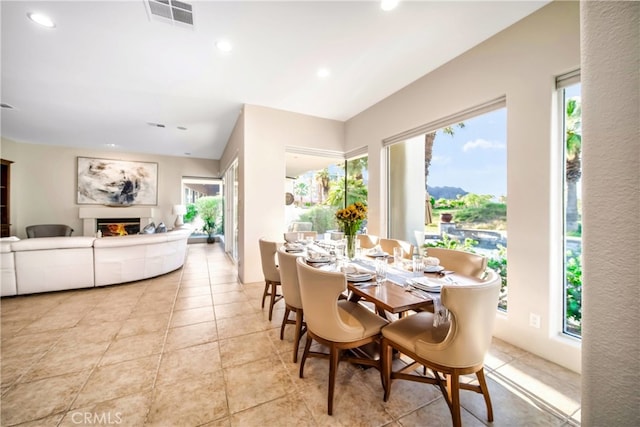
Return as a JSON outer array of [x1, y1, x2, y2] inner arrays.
[[1, 0, 548, 163]]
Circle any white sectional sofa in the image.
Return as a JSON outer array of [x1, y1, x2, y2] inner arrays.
[[93, 230, 190, 287], [1, 238, 18, 296], [1, 228, 192, 296]]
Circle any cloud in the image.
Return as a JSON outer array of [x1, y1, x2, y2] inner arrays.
[[431, 155, 451, 165], [462, 139, 505, 152]]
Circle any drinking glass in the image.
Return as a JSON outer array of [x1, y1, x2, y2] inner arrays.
[[375, 258, 387, 286], [412, 256, 424, 277], [393, 247, 403, 267]]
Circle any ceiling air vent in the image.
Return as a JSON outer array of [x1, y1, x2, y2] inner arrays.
[[145, 0, 193, 28]]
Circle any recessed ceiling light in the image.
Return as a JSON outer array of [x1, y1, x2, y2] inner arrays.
[[317, 68, 331, 79], [215, 40, 233, 52], [380, 0, 399, 11], [177, 126, 188, 130], [104, 143, 118, 148], [27, 12, 55, 28]]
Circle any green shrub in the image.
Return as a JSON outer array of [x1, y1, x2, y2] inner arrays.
[[454, 202, 506, 224], [298, 206, 338, 234], [565, 250, 582, 333], [195, 196, 223, 234], [184, 203, 198, 223]]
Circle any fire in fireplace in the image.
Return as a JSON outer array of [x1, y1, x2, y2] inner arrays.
[[97, 218, 141, 237]]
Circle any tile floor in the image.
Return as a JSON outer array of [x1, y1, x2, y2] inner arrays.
[[1, 243, 581, 426]]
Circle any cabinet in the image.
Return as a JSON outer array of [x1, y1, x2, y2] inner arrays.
[[1, 159, 13, 237]]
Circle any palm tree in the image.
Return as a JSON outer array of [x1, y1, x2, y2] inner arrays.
[[294, 181, 309, 205], [346, 158, 368, 180], [565, 97, 582, 233], [326, 178, 367, 208], [424, 123, 465, 224], [315, 169, 330, 203]]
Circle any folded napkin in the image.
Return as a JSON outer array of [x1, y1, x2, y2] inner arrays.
[[423, 256, 440, 266], [407, 276, 445, 292], [306, 243, 329, 255], [432, 297, 450, 328], [340, 264, 368, 274], [366, 245, 386, 257], [284, 242, 304, 252]]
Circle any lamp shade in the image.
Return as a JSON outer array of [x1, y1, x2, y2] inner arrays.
[[172, 204, 187, 215]]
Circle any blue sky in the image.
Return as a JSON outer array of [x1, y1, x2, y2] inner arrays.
[[428, 108, 507, 198]]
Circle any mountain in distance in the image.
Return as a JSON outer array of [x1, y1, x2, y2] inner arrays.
[[427, 185, 468, 200]]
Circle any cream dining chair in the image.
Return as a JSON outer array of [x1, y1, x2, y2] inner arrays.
[[423, 247, 488, 278], [258, 238, 283, 321], [283, 231, 318, 243], [378, 238, 414, 260], [356, 234, 379, 250], [296, 257, 388, 415], [276, 246, 307, 363], [381, 269, 501, 427]]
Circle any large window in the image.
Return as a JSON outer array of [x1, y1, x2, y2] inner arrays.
[[386, 102, 508, 310], [285, 150, 368, 235], [181, 177, 223, 241], [558, 72, 582, 338]]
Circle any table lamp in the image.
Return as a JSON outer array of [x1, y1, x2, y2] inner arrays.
[[173, 204, 187, 228]]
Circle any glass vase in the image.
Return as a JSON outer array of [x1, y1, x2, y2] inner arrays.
[[345, 234, 357, 260]]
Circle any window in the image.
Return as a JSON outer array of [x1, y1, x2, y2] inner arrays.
[[181, 177, 223, 240], [558, 71, 582, 337], [385, 100, 507, 310], [284, 150, 368, 235]]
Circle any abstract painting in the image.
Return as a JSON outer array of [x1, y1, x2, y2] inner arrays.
[[77, 157, 158, 205]]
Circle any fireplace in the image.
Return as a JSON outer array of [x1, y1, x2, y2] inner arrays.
[[79, 207, 156, 236], [97, 218, 140, 236]]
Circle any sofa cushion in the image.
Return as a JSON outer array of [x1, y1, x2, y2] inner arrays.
[[11, 236, 95, 252]]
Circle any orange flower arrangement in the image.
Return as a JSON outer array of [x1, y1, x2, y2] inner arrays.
[[335, 202, 367, 236]]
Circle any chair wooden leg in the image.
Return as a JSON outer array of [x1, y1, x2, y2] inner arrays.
[[446, 373, 462, 427], [382, 339, 393, 402], [299, 334, 312, 378], [292, 310, 303, 363], [280, 307, 290, 340], [328, 344, 340, 415], [268, 281, 277, 320], [261, 281, 269, 309], [476, 368, 494, 422]]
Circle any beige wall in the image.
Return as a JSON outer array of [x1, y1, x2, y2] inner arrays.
[[221, 105, 344, 283], [345, 1, 582, 372], [581, 1, 639, 425], [1, 137, 219, 239]]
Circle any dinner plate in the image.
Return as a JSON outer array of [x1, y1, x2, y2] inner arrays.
[[306, 257, 331, 264], [408, 277, 443, 293], [424, 265, 445, 273], [347, 273, 374, 282], [367, 251, 388, 258]]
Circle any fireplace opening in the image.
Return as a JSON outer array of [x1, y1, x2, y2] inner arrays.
[[97, 218, 141, 236]]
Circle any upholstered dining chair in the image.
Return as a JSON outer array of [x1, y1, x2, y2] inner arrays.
[[356, 234, 379, 249], [258, 238, 283, 321], [283, 231, 318, 243], [276, 246, 307, 363], [295, 257, 388, 415], [423, 247, 488, 278], [378, 238, 414, 260], [381, 269, 501, 427], [26, 224, 74, 238]]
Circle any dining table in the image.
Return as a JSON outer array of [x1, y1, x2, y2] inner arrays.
[[289, 240, 483, 320]]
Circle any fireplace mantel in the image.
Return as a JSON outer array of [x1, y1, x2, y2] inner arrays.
[[79, 207, 157, 236]]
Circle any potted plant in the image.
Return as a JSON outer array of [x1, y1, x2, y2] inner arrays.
[[195, 196, 223, 243]]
